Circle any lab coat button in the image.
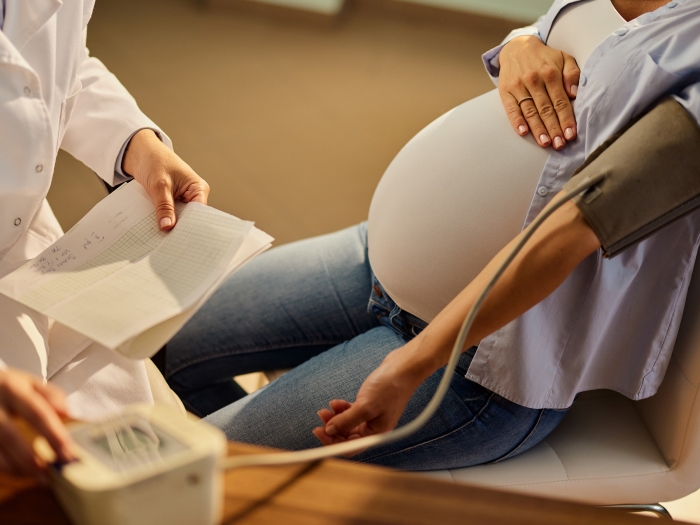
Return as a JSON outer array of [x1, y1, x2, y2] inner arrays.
[[14, 218, 21, 226], [23, 86, 31, 96], [537, 186, 549, 197], [580, 75, 587, 86], [35, 164, 43, 173], [668, 2, 678, 7], [615, 27, 628, 36]]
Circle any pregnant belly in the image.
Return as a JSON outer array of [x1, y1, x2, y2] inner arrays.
[[367, 89, 551, 322]]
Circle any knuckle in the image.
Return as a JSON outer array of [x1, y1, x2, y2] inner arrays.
[[553, 98, 570, 112], [522, 105, 539, 119], [156, 202, 175, 213], [538, 104, 555, 119], [541, 67, 559, 83], [524, 71, 540, 86], [154, 178, 171, 192], [506, 105, 521, 117]]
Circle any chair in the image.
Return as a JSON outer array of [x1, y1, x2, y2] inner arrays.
[[425, 253, 700, 519]]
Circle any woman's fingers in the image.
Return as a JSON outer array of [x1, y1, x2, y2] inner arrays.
[[509, 87, 552, 147], [561, 52, 581, 99], [543, 56, 577, 142], [525, 70, 570, 149], [499, 88, 530, 137], [316, 409, 334, 425]]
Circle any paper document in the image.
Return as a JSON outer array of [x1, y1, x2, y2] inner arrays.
[[0, 182, 273, 355]]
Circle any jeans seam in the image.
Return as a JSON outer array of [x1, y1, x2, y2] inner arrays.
[[358, 392, 496, 464], [167, 339, 345, 377], [489, 409, 547, 464], [320, 248, 363, 338]]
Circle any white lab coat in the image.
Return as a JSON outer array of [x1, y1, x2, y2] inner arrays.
[[0, 0, 176, 419]]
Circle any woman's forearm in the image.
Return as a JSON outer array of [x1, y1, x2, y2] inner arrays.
[[392, 196, 601, 390]]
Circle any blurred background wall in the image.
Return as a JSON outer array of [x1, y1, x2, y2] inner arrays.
[[48, 0, 545, 246]]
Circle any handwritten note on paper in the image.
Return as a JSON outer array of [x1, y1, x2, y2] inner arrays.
[[0, 182, 255, 350]]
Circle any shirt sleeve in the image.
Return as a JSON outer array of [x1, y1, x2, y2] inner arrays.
[[60, 29, 173, 187], [481, 16, 545, 85]]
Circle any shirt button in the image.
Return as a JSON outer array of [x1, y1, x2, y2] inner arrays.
[[14, 218, 21, 226], [35, 164, 43, 173], [23, 86, 31, 96], [580, 75, 587, 86], [615, 27, 628, 36], [537, 186, 549, 197]]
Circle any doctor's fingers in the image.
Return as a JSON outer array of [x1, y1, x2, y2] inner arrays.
[[179, 177, 210, 205], [0, 408, 46, 478], [34, 380, 69, 417], [1, 376, 75, 463], [148, 176, 177, 231]]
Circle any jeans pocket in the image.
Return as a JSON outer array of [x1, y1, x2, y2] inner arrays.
[[488, 407, 568, 464]]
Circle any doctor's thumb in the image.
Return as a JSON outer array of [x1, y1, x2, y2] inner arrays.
[[153, 183, 177, 231]]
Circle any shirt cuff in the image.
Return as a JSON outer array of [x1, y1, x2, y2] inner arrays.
[[481, 26, 543, 85], [113, 128, 166, 185]]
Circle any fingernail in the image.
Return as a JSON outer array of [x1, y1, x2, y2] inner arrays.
[[326, 424, 336, 436], [554, 136, 564, 149], [539, 134, 550, 145], [565, 127, 575, 140], [518, 125, 527, 135], [571, 84, 578, 96], [159, 217, 172, 229]]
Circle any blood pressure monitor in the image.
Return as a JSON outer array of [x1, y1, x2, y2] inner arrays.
[[34, 404, 227, 525]]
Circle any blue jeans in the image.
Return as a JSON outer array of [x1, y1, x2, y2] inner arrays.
[[165, 223, 568, 470]]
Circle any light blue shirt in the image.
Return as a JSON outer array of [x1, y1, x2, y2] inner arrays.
[[468, 0, 700, 409]]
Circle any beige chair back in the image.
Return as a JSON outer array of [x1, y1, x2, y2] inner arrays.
[[636, 253, 700, 489]]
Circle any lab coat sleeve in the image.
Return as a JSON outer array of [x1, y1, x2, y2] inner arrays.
[[481, 16, 545, 85], [60, 30, 173, 186]]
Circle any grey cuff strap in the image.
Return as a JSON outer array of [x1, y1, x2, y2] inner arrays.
[[563, 97, 700, 258]]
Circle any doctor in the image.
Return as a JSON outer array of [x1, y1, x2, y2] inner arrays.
[[0, 0, 208, 476]]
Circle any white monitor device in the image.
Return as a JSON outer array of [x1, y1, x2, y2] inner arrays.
[[34, 404, 227, 525]]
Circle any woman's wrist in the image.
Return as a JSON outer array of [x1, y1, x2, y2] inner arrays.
[[501, 35, 542, 59], [122, 129, 164, 181], [387, 331, 452, 390]]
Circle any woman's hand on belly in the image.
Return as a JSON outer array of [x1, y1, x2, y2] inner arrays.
[[499, 36, 580, 150]]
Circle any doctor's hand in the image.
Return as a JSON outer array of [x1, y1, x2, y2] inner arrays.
[[498, 35, 580, 150], [123, 129, 211, 231], [0, 367, 76, 480], [313, 345, 423, 456]]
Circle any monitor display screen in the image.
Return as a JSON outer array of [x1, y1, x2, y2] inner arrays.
[[72, 415, 188, 472]]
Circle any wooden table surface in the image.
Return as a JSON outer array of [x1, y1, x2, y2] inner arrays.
[[0, 441, 681, 525]]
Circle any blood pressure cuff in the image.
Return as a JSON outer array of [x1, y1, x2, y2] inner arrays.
[[563, 97, 700, 258]]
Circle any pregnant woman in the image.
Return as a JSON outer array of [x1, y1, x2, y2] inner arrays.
[[165, 0, 700, 470]]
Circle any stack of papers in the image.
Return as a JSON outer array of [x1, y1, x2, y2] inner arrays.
[[0, 182, 272, 359]]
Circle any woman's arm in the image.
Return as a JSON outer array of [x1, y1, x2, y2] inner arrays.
[[314, 193, 600, 450]]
